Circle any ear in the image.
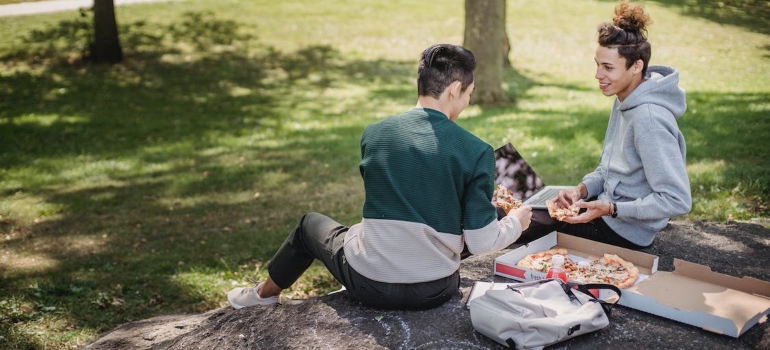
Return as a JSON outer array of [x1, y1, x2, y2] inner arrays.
[[448, 81, 463, 99], [632, 59, 644, 74]]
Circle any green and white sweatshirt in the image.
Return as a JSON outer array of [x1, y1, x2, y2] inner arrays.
[[343, 108, 522, 284]]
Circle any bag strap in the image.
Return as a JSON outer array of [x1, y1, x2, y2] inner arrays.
[[505, 278, 560, 295], [505, 279, 622, 312], [576, 283, 622, 299], [508, 279, 585, 303], [570, 283, 622, 316]]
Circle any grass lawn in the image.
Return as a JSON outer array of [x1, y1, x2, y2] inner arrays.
[[0, 0, 44, 5], [0, 0, 768, 348]]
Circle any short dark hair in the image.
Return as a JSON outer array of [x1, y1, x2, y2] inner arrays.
[[417, 44, 476, 99], [598, 1, 652, 76]]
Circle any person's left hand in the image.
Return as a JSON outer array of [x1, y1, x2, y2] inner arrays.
[[561, 200, 611, 224]]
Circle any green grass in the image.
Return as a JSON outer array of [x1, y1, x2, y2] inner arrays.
[[0, 0, 768, 348], [0, 0, 44, 5]]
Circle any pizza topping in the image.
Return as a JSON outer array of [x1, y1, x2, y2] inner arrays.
[[577, 261, 590, 273], [493, 184, 522, 214], [546, 199, 580, 221], [517, 249, 639, 289]]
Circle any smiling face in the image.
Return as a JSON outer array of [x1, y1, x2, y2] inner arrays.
[[594, 45, 643, 102]]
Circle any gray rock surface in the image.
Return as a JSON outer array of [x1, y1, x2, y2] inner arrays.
[[84, 220, 770, 350]]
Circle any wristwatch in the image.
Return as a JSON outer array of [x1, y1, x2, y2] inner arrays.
[[611, 202, 618, 218]]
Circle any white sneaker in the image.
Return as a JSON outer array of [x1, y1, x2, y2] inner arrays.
[[227, 278, 280, 309]]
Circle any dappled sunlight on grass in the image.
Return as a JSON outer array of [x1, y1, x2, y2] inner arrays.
[[459, 81, 610, 185], [1, 113, 89, 126], [178, 262, 341, 307], [687, 159, 765, 221], [171, 267, 239, 310], [280, 264, 342, 299], [0, 253, 59, 276], [688, 159, 728, 180], [0, 0, 767, 348], [0, 192, 62, 222]]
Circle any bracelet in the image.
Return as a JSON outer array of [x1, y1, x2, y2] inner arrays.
[[611, 202, 618, 218]]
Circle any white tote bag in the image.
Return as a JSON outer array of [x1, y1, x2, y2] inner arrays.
[[469, 279, 621, 350]]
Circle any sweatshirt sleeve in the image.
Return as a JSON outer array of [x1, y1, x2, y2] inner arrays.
[[581, 165, 605, 198], [462, 148, 523, 255], [618, 105, 692, 219], [464, 216, 522, 255]]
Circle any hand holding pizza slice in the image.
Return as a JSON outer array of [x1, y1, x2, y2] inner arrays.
[[546, 199, 580, 221], [493, 185, 522, 214]]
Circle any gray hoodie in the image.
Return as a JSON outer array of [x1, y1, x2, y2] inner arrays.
[[582, 65, 692, 247]]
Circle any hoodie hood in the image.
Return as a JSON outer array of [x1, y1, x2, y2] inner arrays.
[[620, 65, 687, 119]]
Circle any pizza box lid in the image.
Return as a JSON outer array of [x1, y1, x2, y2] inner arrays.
[[493, 231, 770, 337]]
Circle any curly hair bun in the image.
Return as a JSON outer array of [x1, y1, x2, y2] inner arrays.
[[612, 0, 650, 33], [597, 1, 653, 73]]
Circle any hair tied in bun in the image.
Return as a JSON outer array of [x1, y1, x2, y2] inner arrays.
[[612, 0, 650, 35]]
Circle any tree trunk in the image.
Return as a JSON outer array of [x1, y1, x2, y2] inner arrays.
[[503, 31, 511, 67], [464, 0, 510, 106], [92, 0, 122, 64]]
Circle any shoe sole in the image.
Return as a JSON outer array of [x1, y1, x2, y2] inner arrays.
[[228, 295, 279, 309], [228, 295, 247, 309]]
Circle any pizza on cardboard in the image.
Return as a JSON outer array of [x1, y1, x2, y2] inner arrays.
[[486, 232, 770, 338]]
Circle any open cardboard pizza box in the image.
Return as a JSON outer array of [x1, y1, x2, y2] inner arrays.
[[493, 231, 770, 338]]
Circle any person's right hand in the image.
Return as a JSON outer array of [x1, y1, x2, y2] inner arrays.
[[509, 205, 532, 231], [554, 185, 586, 208]]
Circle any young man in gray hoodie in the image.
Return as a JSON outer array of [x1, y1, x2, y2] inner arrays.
[[523, 1, 691, 249]]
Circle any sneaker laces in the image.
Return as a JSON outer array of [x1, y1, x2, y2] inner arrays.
[[244, 277, 262, 294], [244, 277, 280, 303]]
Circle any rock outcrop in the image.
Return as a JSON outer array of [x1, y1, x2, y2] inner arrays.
[[85, 221, 770, 350]]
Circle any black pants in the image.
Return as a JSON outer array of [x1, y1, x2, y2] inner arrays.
[[267, 212, 460, 310], [518, 207, 648, 250]]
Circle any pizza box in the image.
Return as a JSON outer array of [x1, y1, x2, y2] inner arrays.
[[493, 231, 770, 337]]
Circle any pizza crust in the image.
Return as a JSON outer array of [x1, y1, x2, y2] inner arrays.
[[517, 249, 639, 289], [595, 253, 640, 289]]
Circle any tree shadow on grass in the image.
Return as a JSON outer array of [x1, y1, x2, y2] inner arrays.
[[0, 11, 420, 348], [679, 90, 770, 218], [597, 0, 770, 35], [0, 13, 378, 168], [2, 8, 767, 349], [0, 7, 592, 349]]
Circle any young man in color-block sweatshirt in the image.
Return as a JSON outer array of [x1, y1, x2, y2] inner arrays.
[[228, 44, 532, 310]]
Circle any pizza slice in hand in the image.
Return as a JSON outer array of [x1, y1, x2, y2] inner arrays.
[[546, 199, 579, 221], [493, 184, 522, 214]]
